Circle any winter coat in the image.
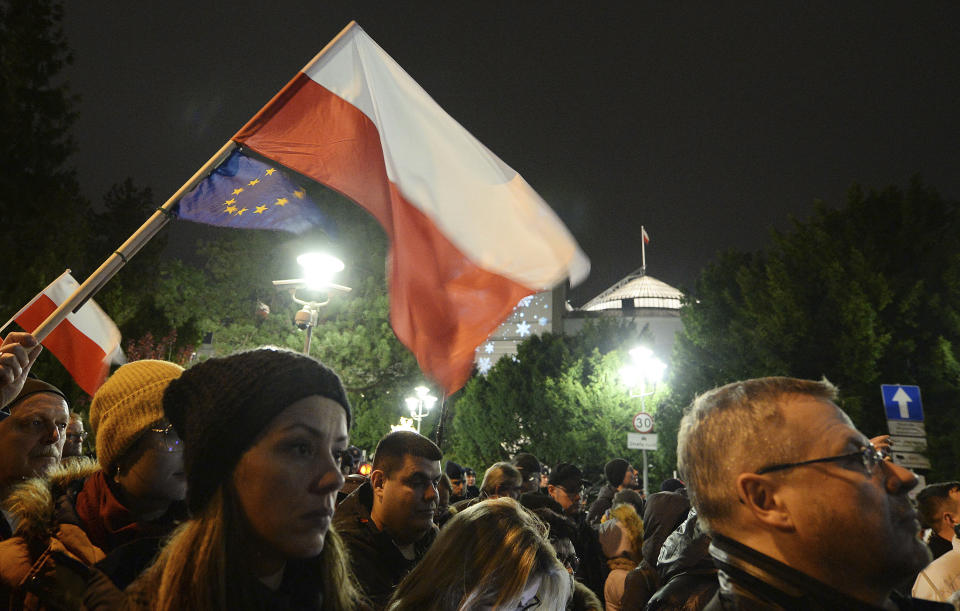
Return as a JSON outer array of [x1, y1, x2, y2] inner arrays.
[[0, 459, 106, 610], [647, 508, 717, 611], [914, 537, 960, 602], [597, 503, 643, 611], [333, 481, 437, 609], [587, 485, 617, 526], [704, 532, 952, 611]]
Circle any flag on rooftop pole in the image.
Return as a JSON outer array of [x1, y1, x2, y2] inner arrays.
[[1, 271, 123, 396], [232, 22, 590, 394]]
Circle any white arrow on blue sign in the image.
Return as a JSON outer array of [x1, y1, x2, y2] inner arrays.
[[881, 385, 923, 422]]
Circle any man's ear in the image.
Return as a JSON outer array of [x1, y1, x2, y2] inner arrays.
[[735, 473, 795, 532], [370, 469, 386, 498]]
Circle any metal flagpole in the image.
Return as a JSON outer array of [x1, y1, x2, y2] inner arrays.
[[29, 140, 237, 342], [641, 225, 647, 273]]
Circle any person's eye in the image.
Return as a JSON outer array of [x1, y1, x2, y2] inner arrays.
[[57, 423, 67, 431], [287, 442, 313, 457]]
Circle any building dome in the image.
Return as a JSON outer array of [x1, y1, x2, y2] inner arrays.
[[580, 271, 683, 312]]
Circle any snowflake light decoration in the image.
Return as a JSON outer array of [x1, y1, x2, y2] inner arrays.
[[516, 321, 531, 337], [477, 357, 492, 375]]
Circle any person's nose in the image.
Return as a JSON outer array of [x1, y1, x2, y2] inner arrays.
[[425, 481, 438, 502], [43, 421, 62, 445], [311, 453, 346, 495], [882, 459, 918, 494]]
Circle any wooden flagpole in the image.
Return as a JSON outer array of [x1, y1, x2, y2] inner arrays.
[[30, 20, 361, 343]]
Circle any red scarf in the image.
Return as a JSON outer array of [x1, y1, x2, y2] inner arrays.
[[74, 470, 172, 552]]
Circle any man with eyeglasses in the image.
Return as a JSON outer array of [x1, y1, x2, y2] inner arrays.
[[61, 411, 87, 461], [678, 376, 947, 610], [546, 463, 606, 601]]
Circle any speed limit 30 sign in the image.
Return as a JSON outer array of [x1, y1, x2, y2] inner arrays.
[[633, 412, 654, 433]]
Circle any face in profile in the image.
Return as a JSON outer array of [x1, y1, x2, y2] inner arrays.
[[232, 395, 348, 561], [116, 422, 187, 503], [0, 393, 69, 483]]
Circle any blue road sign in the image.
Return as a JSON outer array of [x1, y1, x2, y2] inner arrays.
[[881, 384, 923, 421]]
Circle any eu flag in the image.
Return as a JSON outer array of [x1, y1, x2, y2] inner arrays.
[[176, 148, 335, 235]]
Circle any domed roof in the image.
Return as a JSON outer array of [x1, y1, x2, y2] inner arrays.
[[580, 271, 683, 311]]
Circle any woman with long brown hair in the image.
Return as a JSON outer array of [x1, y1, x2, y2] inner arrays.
[[96, 347, 364, 610]]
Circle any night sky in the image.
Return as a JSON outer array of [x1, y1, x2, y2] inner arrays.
[[62, 2, 960, 304]]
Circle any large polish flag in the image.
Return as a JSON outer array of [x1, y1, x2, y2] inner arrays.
[[2, 271, 123, 396], [234, 22, 589, 393]]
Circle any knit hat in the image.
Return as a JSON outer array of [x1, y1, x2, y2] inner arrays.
[[445, 460, 464, 480], [604, 458, 630, 487], [163, 347, 351, 515], [5, 378, 68, 412], [89, 360, 185, 471]]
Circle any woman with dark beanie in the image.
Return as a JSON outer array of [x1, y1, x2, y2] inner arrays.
[[98, 347, 363, 610]]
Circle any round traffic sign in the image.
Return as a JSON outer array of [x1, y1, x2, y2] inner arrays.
[[633, 412, 654, 433]]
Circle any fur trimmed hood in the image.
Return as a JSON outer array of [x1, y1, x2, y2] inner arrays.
[[3, 457, 99, 544]]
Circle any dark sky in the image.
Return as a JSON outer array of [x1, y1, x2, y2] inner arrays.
[[62, 2, 960, 304]]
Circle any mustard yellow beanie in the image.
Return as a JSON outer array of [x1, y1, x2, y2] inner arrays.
[[89, 360, 185, 470]]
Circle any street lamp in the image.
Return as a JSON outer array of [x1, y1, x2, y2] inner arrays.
[[405, 386, 437, 434], [620, 346, 666, 495], [272, 251, 351, 355]]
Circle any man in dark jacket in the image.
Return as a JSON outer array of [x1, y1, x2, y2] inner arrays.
[[334, 431, 442, 609], [678, 377, 949, 610], [547, 462, 606, 601], [587, 458, 637, 525]]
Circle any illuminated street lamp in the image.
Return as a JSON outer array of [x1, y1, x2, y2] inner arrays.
[[405, 386, 437, 434], [272, 251, 351, 355], [620, 346, 666, 495]]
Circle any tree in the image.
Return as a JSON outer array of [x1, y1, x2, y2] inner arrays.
[[660, 179, 960, 480], [446, 320, 662, 477], [0, 0, 93, 316]]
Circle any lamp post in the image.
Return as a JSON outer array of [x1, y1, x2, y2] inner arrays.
[[405, 386, 437, 434], [620, 346, 666, 495], [272, 252, 350, 355]]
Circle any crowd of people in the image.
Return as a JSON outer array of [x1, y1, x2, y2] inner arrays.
[[0, 330, 958, 610]]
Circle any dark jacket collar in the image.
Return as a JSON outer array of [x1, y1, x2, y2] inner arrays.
[[708, 533, 950, 611]]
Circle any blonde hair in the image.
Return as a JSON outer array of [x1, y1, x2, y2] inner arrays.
[[129, 485, 362, 610], [387, 498, 571, 610], [677, 376, 838, 531]]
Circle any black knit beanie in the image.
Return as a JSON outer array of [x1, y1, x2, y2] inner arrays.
[[604, 458, 630, 487], [162, 347, 351, 515]]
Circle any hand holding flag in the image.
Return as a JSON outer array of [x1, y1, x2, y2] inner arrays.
[[0, 332, 43, 412], [2, 271, 123, 396]]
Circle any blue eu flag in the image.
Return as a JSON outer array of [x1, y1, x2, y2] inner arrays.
[[177, 149, 335, 235]]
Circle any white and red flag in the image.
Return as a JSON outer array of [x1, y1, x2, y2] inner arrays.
[[233, 23, 589, 393], [2, 271, 123, 396], [642, 227, 651, 244]]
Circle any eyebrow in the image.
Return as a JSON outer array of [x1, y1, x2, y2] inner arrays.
[[279, 422, 348, 444]]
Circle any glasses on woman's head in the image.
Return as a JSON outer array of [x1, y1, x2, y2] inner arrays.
[[754, 443, 887, 476], [517, 596, 540, 610], [147, 423, 183, 453]]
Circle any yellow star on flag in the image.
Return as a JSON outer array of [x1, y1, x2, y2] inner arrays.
[[275, 197, 288, 207], [225, 205, 238, 214], [236, 207, 248, 216], [265, 168, 276, 176], [254, 205, 268, 214], [232, 188, 244, 195], [223, 198, 236, 206], [293, 188, 305, 199], [248, 178, 260, 186]]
